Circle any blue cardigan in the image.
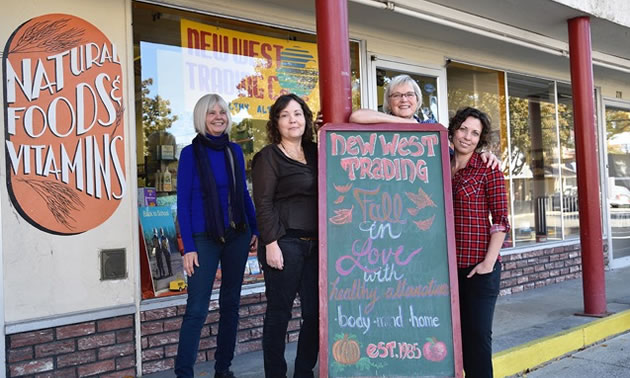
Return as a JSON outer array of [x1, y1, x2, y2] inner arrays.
[[177, 139, 258, 253]]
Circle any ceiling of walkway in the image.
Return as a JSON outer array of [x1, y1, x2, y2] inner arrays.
[[426, 0, 630, 60], [259, 0, 630, 75]]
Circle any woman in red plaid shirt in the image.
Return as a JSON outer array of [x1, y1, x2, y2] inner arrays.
[[449, 107, 510, 378]]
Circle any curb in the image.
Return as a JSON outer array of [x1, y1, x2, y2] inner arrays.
[[492, 308, 630, 377]]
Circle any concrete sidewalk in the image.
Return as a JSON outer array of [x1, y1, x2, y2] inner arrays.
[[492, 265, 630, 377], [524, 331, 630, 377], [144, 265, 630, 377]]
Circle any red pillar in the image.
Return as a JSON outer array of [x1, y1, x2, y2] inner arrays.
[[315, 0, 352, 124], [568, 16, 607, 316]]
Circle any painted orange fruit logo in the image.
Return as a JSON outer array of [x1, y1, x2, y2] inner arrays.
[[3, 14, 126, 235]]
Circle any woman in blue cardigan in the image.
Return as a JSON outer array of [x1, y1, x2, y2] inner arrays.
[[175, 93, 258, 378]]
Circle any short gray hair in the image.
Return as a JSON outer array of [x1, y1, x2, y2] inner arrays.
[[193, 93, 232, 135], [382, 74, 423, 115]]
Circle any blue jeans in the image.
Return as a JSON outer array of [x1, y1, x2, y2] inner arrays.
[[458, 261, 501, 378], [175, 228, 251, 377], [259, 236, 319, 378]]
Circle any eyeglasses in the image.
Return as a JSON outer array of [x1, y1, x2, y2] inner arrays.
[[389, 92, 416, 100]]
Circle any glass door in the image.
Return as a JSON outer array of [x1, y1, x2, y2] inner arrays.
[[368, 56, 448, 124], [604, 102, 630, 268]]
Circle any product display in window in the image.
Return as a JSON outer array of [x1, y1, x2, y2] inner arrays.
[[139, 206, 185, 293], [133, 2, 362, 294]]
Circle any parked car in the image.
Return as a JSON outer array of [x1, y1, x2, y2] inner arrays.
[[611, 185, 630, 208]]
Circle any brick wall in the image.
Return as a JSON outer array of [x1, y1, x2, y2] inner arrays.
[[499, 243, 589, 295], [140, 292, 302, 375], [5, 315, 135, 378]]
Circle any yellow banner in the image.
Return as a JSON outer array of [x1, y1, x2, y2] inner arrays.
[[180, 18, 320, 119]]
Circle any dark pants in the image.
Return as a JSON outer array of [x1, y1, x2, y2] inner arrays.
[[259, 236, 319, 378], [175, 228, 251, 378], [458, 261, 501, 378], [163, 244, 173, 276], [155, 245, 165, 277]]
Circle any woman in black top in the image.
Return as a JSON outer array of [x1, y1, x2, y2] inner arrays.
[[252, 94, 318, 378]]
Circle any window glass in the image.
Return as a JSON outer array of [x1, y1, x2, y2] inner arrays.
[[507, 74, 561, 245], [133, 2, 362, 296], [605, 106, 630, 260], [556, 83, 579, 239], [446, 63, 512, 246]]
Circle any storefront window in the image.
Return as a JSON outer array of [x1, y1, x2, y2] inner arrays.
[[605, 106, 630, 260], [446, 62, 512, 246], [447, 63, 587, 249], [557, 83, 579, 239], [508, 74, 561, 245], [133, 2, 362, 297]]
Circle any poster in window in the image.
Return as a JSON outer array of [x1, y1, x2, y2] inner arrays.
[[179, 18, 320, 120], [139, 206, 185, 292]]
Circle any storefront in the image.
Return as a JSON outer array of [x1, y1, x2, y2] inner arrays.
[[2, 0, 629, 376]]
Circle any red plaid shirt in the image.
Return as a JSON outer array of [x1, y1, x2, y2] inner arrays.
[[452, 152, 510, 268]]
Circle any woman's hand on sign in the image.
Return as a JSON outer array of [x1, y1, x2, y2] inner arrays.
[[467, 259, 495, 278], [266, 241, 284, 270], [183, 251, 200, 276], [315, 111, 324, 131]]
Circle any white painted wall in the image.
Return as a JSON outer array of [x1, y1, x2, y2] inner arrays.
[[0, 0, 137, 323], [552, 0, 630, 28]]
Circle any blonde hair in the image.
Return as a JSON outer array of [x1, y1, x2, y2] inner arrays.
[[193, 94, 232, 135], [382, 74, 423, 115]]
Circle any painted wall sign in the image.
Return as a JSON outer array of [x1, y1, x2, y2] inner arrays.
[[318, 124, 463, 377], [180, 18, 320, 120], [3, 14, 126, 235]]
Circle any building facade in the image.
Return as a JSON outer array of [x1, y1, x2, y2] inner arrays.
[[1, 0, 629, 376]]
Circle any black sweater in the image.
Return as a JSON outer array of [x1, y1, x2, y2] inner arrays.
[[252, 141, 318, 245]]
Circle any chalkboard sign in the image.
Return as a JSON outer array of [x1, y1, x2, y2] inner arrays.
[[318, 124, 462, 377]]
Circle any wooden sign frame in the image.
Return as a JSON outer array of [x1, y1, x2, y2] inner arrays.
[[318, 123, 462, 377]]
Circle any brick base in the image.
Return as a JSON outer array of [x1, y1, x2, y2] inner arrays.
[[499, 242, 607, 295], [140, 292, 302, 375], [5, 315, 135, 377]]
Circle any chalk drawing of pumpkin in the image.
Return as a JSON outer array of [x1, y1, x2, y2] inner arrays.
[[332, 334, 361, 365]]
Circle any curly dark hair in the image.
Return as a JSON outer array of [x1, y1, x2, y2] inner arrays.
[[266, 94, 314, 145], [448, 107, 492, 152]]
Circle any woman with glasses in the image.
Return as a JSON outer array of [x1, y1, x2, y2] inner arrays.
[[350, 74, 433, 124], [349, 74, 500, 168]]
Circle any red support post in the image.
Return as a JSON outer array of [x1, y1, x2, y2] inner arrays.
[[315, 0, 353, 124], [567, 16, 607, 316]]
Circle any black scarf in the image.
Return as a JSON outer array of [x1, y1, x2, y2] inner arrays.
[[192, 133, 246, 243]]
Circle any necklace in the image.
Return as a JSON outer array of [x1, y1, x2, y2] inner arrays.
[[280, 141, 306, 163]]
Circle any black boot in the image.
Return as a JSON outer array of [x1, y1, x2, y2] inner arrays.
[[214, 371, 235, 378]]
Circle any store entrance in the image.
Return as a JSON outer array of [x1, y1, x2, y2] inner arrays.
[[604, 101, 630, 268], [369, 57, 447, 124]]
